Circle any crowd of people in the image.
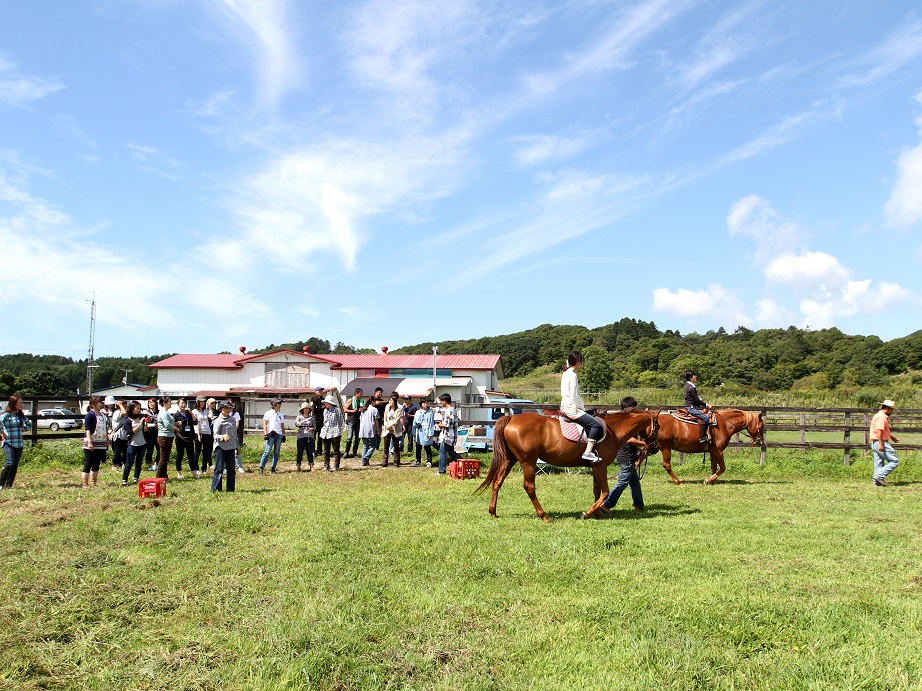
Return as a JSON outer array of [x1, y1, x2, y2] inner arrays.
[[0, 387, 464, 494], [256, 386, 461, 476]]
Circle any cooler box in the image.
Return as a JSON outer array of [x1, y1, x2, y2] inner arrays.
[[138, 477, 167, 498]]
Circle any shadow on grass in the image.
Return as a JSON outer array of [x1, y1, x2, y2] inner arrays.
[[553, 503, 702, 521]]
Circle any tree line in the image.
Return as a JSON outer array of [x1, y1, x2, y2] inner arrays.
[[394, 319, 922, 392], [3, 320, 920, 398]]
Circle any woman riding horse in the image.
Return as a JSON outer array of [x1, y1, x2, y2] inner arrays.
[[561, 350, 604, 462], [683, 370, 710, 444]]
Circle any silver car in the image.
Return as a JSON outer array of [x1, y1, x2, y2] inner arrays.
[[36, 408, 82, 432]]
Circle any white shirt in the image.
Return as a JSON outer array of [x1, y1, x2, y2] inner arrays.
[[560, 367, 584, 417], [263, 408, 285, 434]]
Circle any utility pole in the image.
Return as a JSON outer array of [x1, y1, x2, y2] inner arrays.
[[86, 293, 97, 394], [120, 369, 132, 385], [432, 345, 438, 401]]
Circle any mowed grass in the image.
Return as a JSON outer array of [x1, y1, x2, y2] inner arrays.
[[2, 441, 922, 690]]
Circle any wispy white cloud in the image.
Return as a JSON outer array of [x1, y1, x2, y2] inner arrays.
[[512, 133, 596, 167], [524, 0, 689, 94], [885, 90, 922, 229], [220, 132, 470, 271], [538, 169, 649, 203], [127, 143, 186, 180], [0, 54, 62, 106], [836, 21, 922, 89], [718, 104, 826, 166], [652, 284, 751, 326], [202, 0, 300, 106], [344, 0, 475, 126]]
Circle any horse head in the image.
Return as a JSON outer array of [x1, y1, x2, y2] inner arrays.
[[740, 409, 765, 446]]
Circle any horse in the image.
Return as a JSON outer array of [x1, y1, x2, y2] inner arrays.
[[475, 410, 659, 522], [656, 408, 765, 485]]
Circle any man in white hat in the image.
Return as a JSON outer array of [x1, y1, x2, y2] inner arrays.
[[319, 394, 344, 471], [870, 399, 900, 486]]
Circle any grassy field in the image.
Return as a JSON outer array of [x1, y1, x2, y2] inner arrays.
[[2, 440, 922, 690]]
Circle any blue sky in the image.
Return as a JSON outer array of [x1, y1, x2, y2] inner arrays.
[[1, 0, 921, 358]]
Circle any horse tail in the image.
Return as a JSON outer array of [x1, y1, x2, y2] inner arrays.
[[475, 415, 517, 494]]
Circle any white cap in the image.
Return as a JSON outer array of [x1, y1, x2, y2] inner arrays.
[[104, 395, 117, 405], [882, 399, 895, 408]]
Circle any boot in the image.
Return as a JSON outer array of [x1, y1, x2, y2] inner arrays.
[[6, 466, 17, 488], [0, 467, 8, 489], [90, 471, 99, 487], [698, 423, 709, 444], [81, 472, 89, 489]]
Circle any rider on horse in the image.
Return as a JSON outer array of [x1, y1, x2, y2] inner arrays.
[[561, 350, 604, 463], [683, 369, 710, 443]]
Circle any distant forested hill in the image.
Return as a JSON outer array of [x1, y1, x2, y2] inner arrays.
[[394, 319, 922, 391]]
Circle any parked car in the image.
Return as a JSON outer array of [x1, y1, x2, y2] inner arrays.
[[35, 408, 82, 431]]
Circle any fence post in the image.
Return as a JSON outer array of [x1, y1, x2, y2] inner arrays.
[[29, 400, 38, 446], [759, 444, 766, 466], [678, 451, 684, 466], [863, 412, 870, 459], [800, 413, 806, 454], [843, 411, 850, 466]]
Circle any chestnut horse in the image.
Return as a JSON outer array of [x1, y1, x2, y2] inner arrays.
[[657, 408, 765, 485], [476, 411, 658, 522]]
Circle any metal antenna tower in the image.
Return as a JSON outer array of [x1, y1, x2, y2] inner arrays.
[[86, 293, 97, 394]]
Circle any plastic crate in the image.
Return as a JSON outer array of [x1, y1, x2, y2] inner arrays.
[[138, 477, 167, 498], [448, 460, 480, 480], [460, 459, 481, 479]]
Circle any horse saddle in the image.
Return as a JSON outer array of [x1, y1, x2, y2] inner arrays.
[[544, 410, 607, 444], [671, 408, 717, 426]]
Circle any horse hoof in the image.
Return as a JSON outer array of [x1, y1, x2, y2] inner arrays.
[[541, 516, 552, 524], [579, 512, 588, 520], [703, 478, 712, 485]]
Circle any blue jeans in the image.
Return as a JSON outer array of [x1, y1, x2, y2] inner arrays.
[[345, 421, 360, 456], [123, 443, 146, 483], [603, 463, 644, 510], [259, 433, 283, 470], [212, 446, 236, 492], [438, 442, 458, 474], [361, 438, 375, 465], [687, 408, 709, 424], [872, 441, 899, 481]]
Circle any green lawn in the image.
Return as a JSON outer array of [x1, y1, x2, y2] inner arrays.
[[2, 441, 921, 690]]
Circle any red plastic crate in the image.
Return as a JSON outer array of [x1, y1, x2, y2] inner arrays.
[[448, 460, 480, 479], [460, 459, 481, 479], [138, 477, 167, 498]]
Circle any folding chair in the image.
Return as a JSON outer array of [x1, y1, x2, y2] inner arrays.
[[454, 429, 470, 457], [536, 458, 554, 475]]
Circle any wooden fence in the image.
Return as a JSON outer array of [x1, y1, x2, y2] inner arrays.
[[456, 403, 922, 465], [18, 398, 922, 467]]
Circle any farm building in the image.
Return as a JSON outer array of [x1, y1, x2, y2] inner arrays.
[[149, 348, 504, 409]]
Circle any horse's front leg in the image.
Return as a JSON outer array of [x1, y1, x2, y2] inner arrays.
[[521, 462, 551, 523], [704, 449, 725, 485], [661, 447, 682, 485], [581, 463, 612, 519]]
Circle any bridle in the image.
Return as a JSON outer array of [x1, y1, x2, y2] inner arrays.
[[713, 409, 764, 447]]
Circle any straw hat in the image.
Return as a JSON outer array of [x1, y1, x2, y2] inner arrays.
[[322, 395, 338, 406], [299, 401, 312, 412], [883, 399, 896, 408]]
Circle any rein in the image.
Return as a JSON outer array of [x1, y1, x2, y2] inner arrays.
[[713, 409, 763, 446]]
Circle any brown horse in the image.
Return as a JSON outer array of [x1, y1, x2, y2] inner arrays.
[[476, 410, 658, 522], [657, 408, 765, 485]]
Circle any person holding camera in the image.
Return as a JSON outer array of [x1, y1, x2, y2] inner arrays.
[[258, 397, 285, 474]]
